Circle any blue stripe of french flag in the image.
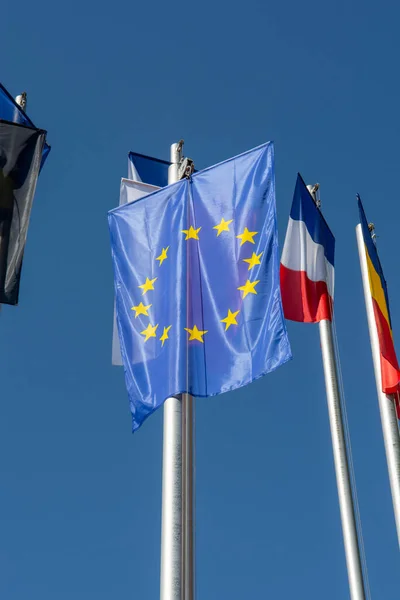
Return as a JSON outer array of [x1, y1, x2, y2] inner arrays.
[[280, 174, 335, 323]]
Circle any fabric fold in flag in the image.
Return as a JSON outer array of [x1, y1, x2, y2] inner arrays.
[[280, 174, 335, 323], [109, 142, 292, 431], [0, 120, 46, 304], [358, 196, 400, 411], [112, 178, 160, 366]]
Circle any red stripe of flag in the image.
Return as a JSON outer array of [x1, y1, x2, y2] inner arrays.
[[280, 264, 332, 323], [372, 298, 400, 396]]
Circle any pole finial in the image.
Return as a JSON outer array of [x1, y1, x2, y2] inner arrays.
[[368, 222, 377, 243], [15, 92, 27, 111], [306, 183, 321, 208]]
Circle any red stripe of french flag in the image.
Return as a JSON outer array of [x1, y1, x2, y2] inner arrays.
[[280, 175, 335, 323]]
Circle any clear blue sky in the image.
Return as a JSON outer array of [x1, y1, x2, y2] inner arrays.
[[1, 0, 399, 598]]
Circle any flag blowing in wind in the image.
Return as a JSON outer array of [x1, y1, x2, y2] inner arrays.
[[358, 196, 400, 402], [280, 174, 335, 322], [109, 142, 292, 431]]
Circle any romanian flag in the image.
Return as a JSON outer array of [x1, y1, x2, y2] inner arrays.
[[358, 196, 400, 415]]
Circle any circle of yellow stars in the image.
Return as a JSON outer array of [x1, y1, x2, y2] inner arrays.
[[130, 216, 261, 346]]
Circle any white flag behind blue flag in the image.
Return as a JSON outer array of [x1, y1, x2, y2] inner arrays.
[[112, 178, 159, 365], [127, 157, 140, 182]]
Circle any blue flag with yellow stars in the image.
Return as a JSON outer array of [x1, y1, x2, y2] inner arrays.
[[109, 142, 292, 431]]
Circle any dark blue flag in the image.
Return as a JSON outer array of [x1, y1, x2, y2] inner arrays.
[[0, 83, 50, 170], [128, 152, 170, 187], [109, 142, 292, 431], [0, 121, 46, 304]]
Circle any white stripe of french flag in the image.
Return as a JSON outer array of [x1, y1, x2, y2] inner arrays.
[[280, 174, 335, 323]]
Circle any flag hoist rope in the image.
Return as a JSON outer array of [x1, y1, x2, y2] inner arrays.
[[160, 142, 195, 600], [356, 223, 400, 547], [308, 186, 367, 600], [183, 154, 195, 600]]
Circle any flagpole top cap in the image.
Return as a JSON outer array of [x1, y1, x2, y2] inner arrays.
[[306, 183, 321, 208], [15, 92, 27, 110], [170, 140, 184, 164]]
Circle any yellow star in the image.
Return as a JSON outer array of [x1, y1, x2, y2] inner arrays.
[[138, 277, 157, 295], [221, 309, 240, 331], [182, 226, 201, 240], [160, 325, 172, 346], [184, 325, 208, 343], [131, 302, 152, 318], [236, 227, 258, 246], [243, 251, 263, 271], [140, 323, 158, 342], [238, 279, 260, 298], [213, 218, 233, 237], [156, 246, 169, 266]]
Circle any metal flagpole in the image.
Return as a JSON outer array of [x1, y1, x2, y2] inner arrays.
[[182, 393, 195, 600], [356, 223, 400, 545], [307, 186, 366, 600], [160, 142, 183, 600], [160, 141, 195, 600], [319, 320, 367, 600]]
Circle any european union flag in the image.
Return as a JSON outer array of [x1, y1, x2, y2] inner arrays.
[[109, 142, 292, 431]]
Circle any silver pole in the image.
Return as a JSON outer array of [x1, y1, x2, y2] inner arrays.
[[182, 393, 194, 600], [306, 184, 366, 598], [356, 224, 400, 545], [319, 319, 366, 600], [160, 142, 183, 600]]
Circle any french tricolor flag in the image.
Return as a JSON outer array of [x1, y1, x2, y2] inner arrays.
[[280, 174, 335, 323]]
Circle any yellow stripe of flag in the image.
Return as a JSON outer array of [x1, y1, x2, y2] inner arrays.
[[366, 249, 391, 329]]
